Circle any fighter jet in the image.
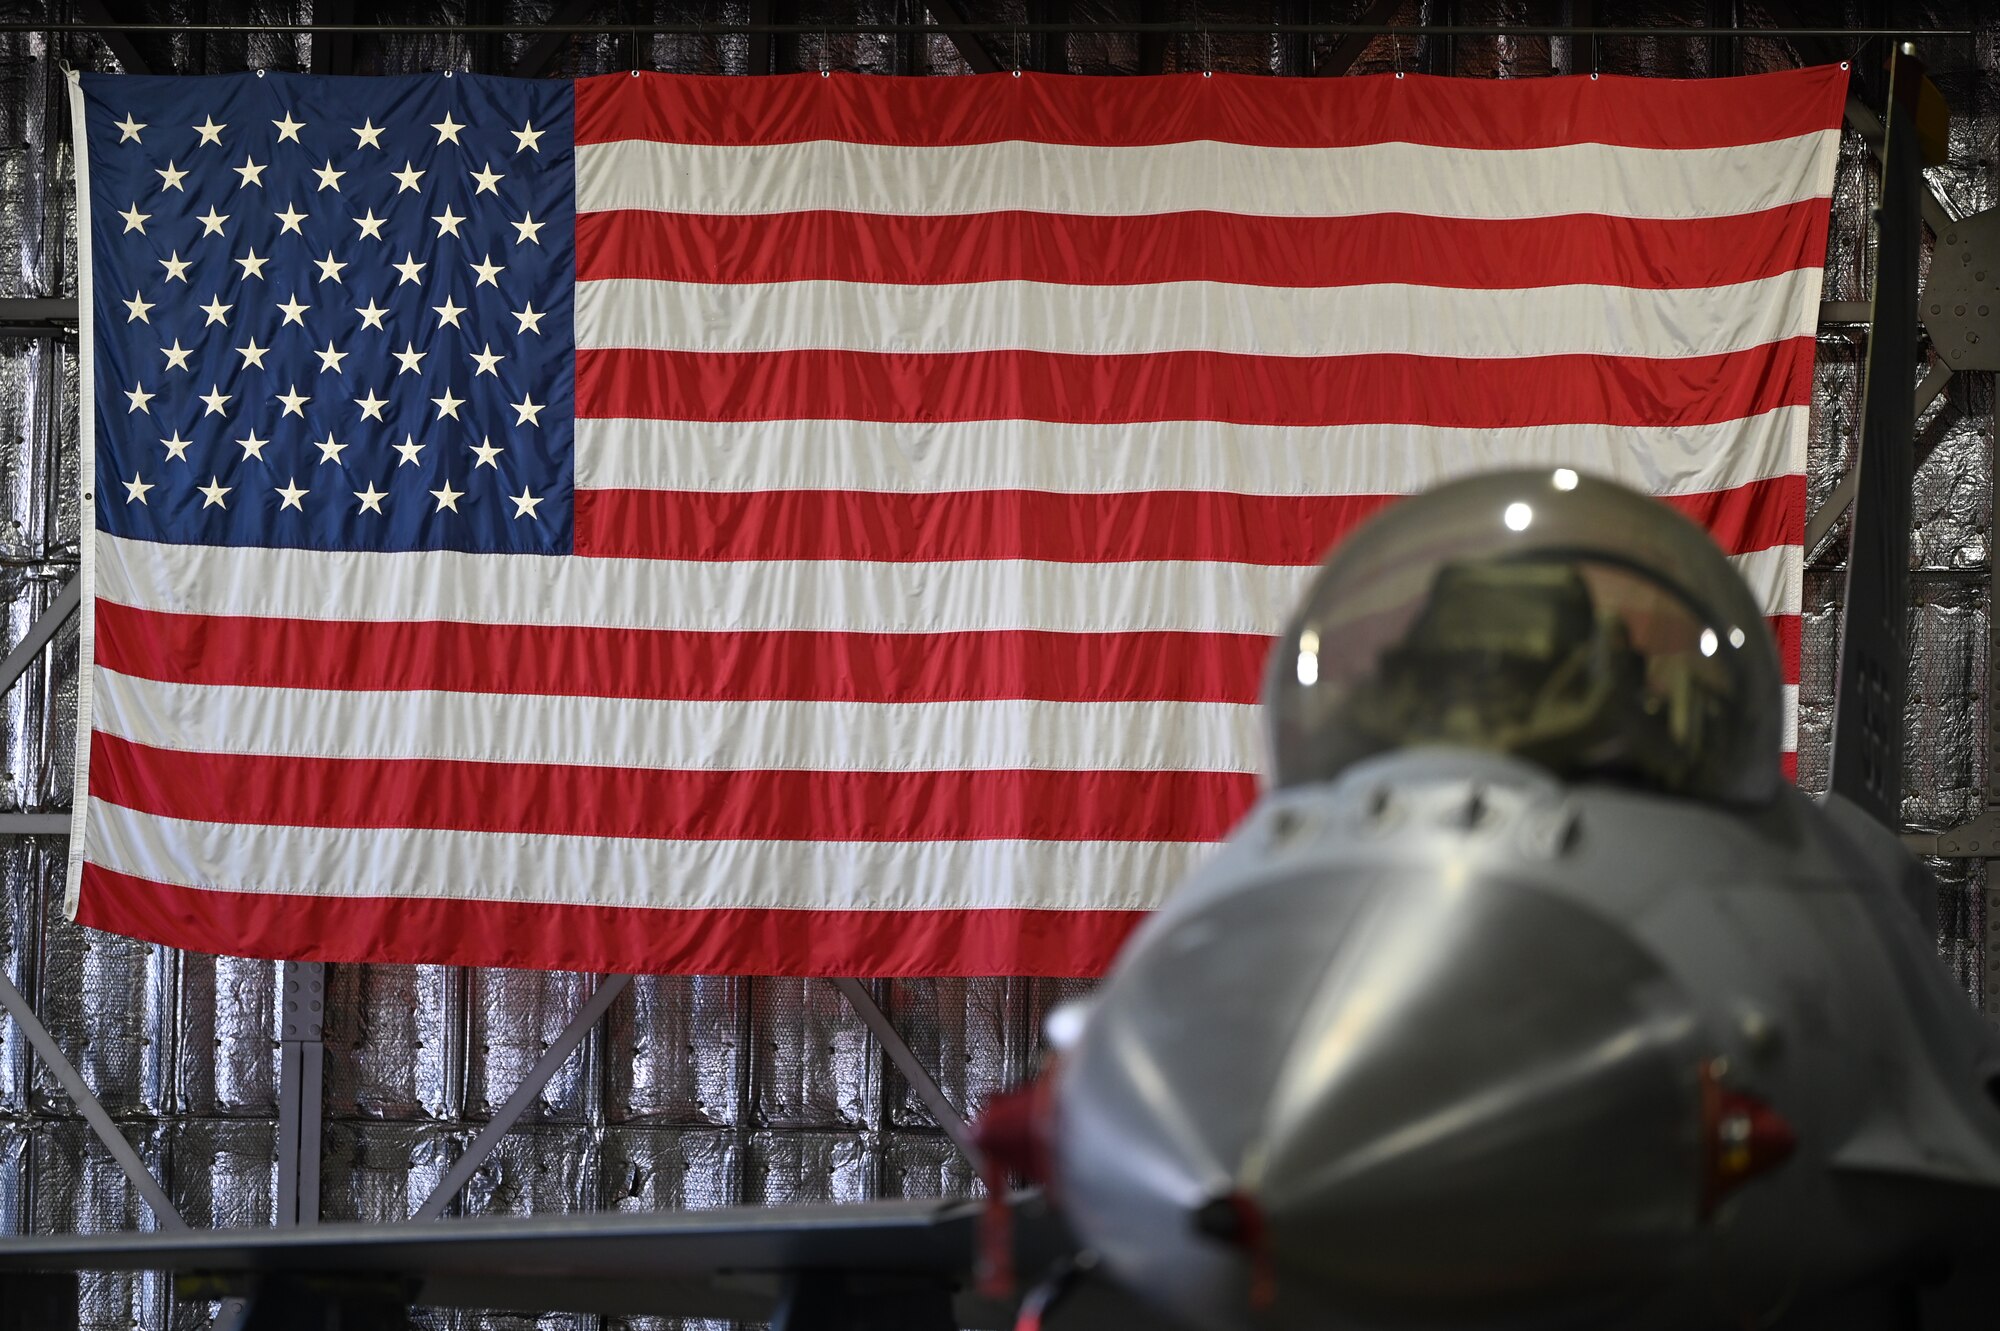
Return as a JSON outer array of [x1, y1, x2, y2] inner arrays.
[[974, 470, 2000, 1331], [962, 46, 2000, 1331], [5, 43, 1991, 1331]]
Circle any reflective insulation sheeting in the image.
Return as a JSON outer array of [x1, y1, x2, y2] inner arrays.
[[0, 5, 1997, 1330]]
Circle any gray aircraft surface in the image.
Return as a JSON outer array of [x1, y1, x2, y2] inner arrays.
[[6, 42, 1997, 1331]]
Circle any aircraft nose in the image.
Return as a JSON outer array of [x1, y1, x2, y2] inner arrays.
[[1054, 861, 1708, 1331], [1246, 877, 1705, 1325]]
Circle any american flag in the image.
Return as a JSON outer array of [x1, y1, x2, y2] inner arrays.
[[69, 67, 1847, 977]]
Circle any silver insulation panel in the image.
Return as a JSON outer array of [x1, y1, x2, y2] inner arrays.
[[0, 3, 1997, 1328]]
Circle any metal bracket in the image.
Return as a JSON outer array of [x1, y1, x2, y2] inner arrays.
[[0, 971, 185, 1229], [829, 978, 980, 1168], [0, 576, 79, 698], [408, 973, 632, 1222], [275, 961, 325, 1227]]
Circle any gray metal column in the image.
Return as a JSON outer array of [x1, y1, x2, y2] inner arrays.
[[275, 961, 325, 1226]]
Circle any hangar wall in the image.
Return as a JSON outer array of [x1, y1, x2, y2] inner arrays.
[[0, 3, 1995, 1328]]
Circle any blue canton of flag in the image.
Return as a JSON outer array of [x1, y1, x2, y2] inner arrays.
[[82, 72, 575, 554]]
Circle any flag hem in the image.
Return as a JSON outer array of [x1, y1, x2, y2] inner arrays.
[[64, 70, 97, 920]]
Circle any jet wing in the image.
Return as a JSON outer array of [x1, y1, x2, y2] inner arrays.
[[0, 1194, 1121, 1328]]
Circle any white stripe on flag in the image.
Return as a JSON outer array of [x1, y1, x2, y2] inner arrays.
[[574, 411, 1807, 497], [83, 799, 1207, 912], [575, 273, 1822, 360], [94, 672, 1262, 773], [96, 536, 1804, 631], [574, 133, 1841, 221]]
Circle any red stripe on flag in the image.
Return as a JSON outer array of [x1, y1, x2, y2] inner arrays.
[[90, 734, 1258, 843], [74, 864, 1142, 977], [573, 66, 1849, 151], [575, 340, 1818, 427], [96, 602, 1804, 697], [577, 204, 1832, 291], [94, 603, 1277, 703], [574, 478, 1801, 564]]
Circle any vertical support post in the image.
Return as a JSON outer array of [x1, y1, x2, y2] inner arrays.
[[275, 961, 324, 1227]]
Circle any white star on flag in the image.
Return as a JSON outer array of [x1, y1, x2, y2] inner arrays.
[[511, 212, 545, 245], [123, 473, 153, 504], [431, 479, 464, 512], [276, 385, 311, 417], [275, 203, 308, 234], [196, 206, 229, 236], [510, 120, 542, 153], [119, 203, 149, 233], [199, 296, 232, 326], [470, 163, 504, 195], [509, 485, 544, 520], [511, 393, 543, 426], [233, 156, 265, 187], [314, 340, 349, 374], [193, 116, 226, 146], [470, 344, 504, 376], [125, 382, 154, 413], [314, 159, 346, 191], [161, 339, 192, 371], [272, 111, 305, 142], [431, 112, 465, 144], [395, 435, 426, 466], [356, 298, 390, 330], [512, 303, 544, 334], [355, 481, 389, 514], [198, 477, 231, 508], [236, 338, 269, 368], [316, 431, 348, 464], [115, 112, 145, 143], [199, 385, 231, 416], [236, 249, 269, 279], [353, 118, 385, 149], [156, 160, 187, 191], [392, 161, 425, 193], [237, 430, 270, 460], [123, 291, 153, 323], [432, 387, 465, 419], [355, 388, 389, 420], [469, 436, 503, 468], [433, 295, 466, 327], [160, 430, 191, 461], [275, 477, 309, 510]]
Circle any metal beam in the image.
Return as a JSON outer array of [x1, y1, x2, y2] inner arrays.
[[0, 972, 185, 1229], [511, 0, 598, 77], [1845, 94, 1956, 239], [309, 0, 354, 76], [1136, 0, 1167, 73], [829, 978, 979, 1166], [275, 961, 325, 1227], [922, 0, 1001, 74], [0, 576, 78, 698], [1821, 300, 1875, 325], [409, 974, 632, 1222], [0, 296, 79, 341], [73, 0, 150, 73], [1805, 360, 1953, 556], [0, 813, 70, 834], [1315, 0, 1400, 75], [746, 0, 774, 74]]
